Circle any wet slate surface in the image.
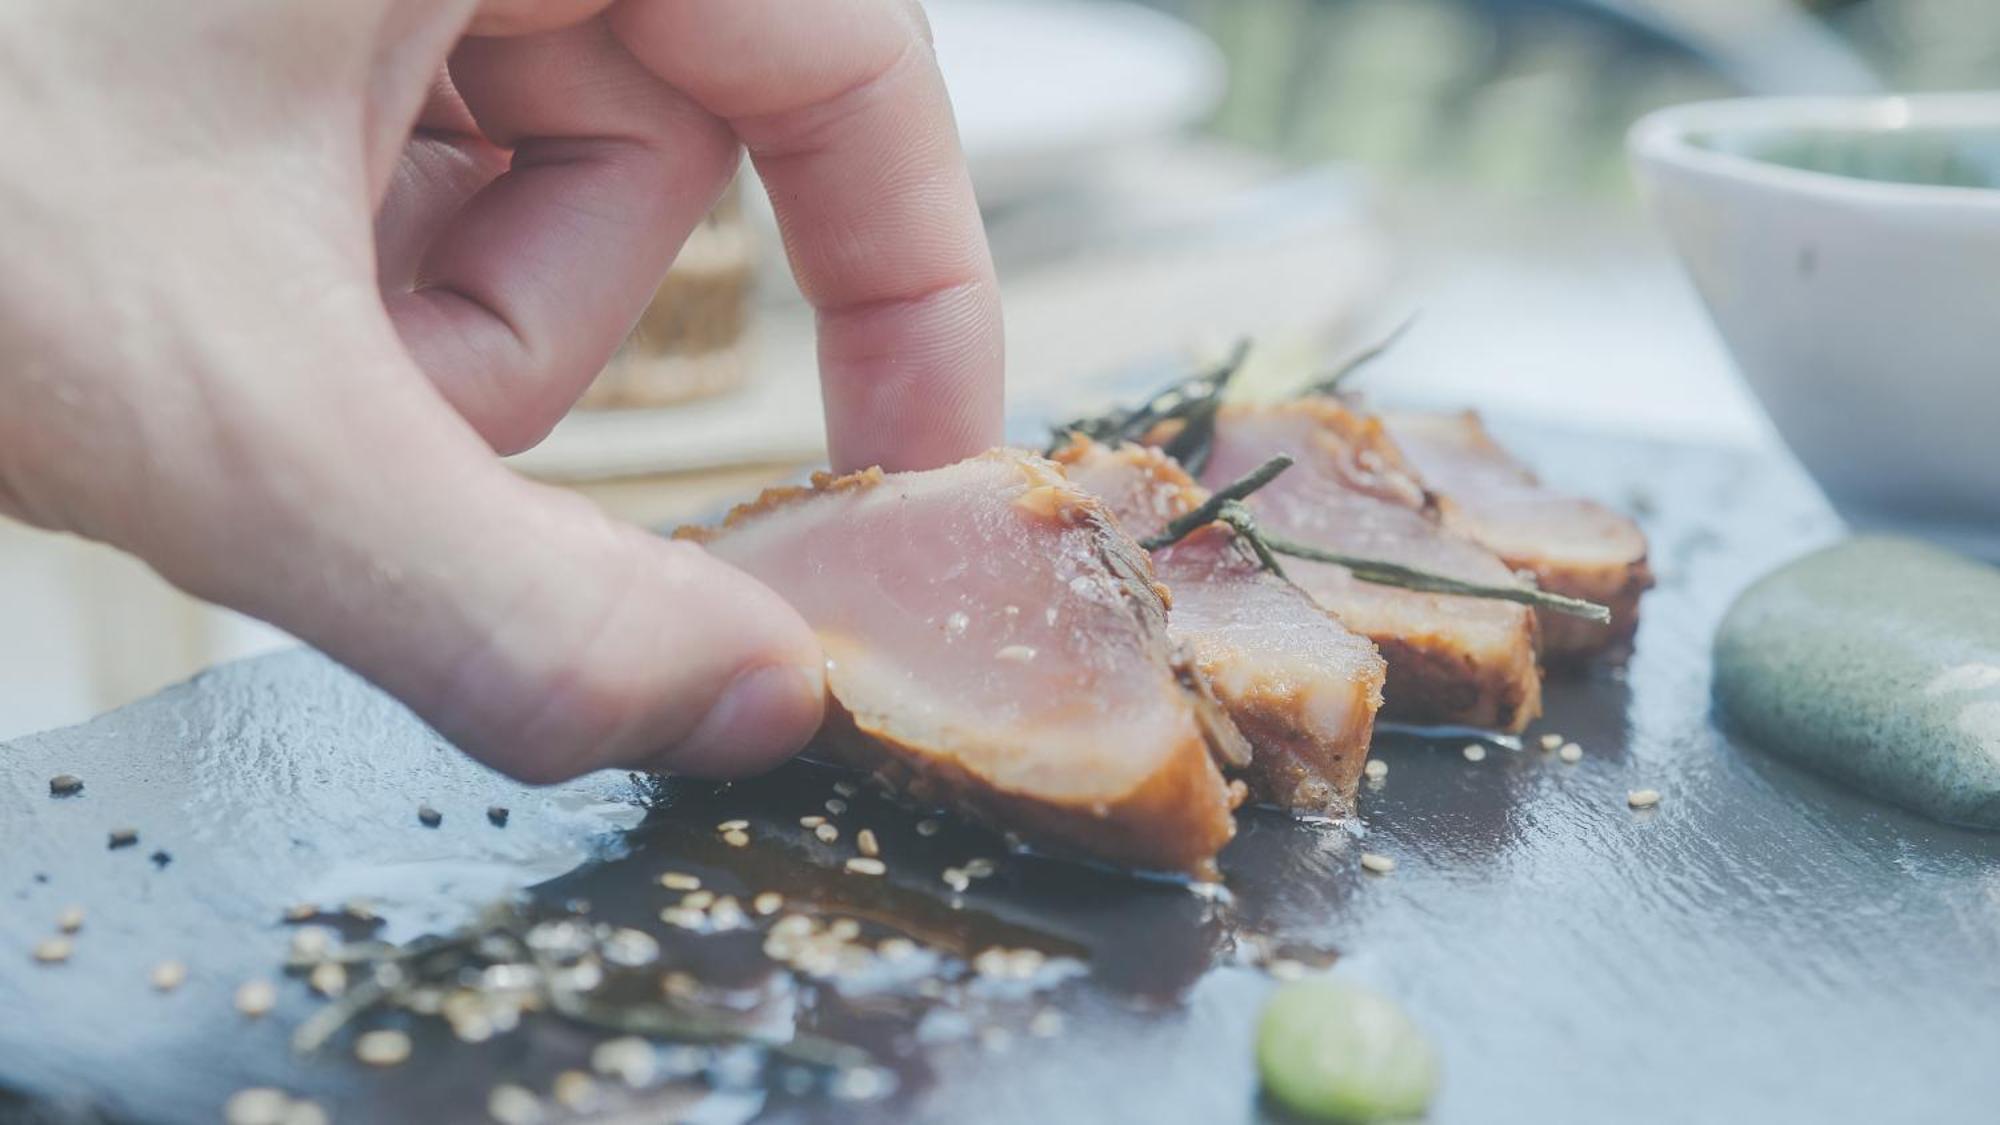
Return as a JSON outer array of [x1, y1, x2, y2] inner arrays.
[[5, 423, 2000, 1125]]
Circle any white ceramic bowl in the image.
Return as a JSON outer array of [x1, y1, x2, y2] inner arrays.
[[1630, 94, 2000, 554]]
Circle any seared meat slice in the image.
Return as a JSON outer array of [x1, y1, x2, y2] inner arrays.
[[1196, 400, 1543, 732], [684, 449, 1244, 877], [1055, 439, 1385, 812], [1383, 410, 1652, 663]]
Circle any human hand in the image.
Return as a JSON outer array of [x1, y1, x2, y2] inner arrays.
[[0, 0, 1002, 781]]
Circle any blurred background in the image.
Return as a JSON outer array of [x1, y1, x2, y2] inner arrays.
[[4, 0, 1994, 740]]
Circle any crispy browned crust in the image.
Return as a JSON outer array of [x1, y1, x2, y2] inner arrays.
[[1399, 410, 1654, 666], [1049, 437, 1208, 528], [816, 704, 1235, 879], [672, 465, 889, 544], [1077, 483, 1251, 774], [693, 449, 1242, 877], [1231, 399, 1544, 733], [1209, 657, 1385, 812], [1372, 627, 1542, 733], [1519, 553, 1653, 666], [1055, 437, 1387, 810]]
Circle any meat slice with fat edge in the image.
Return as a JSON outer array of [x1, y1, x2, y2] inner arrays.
[[1192, 399, 1544, 732], [1054, 438, 1386, 812], [681, 448, 1247, 877], [1382, 410, 1652, 664]]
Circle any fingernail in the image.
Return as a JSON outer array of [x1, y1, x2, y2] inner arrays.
[[668, 662, 825, 778]]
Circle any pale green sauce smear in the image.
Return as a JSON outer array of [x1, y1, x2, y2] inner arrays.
[[1714, 536, 2000, 828]]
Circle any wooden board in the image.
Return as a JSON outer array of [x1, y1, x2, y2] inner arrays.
[[4, 422, 1999, 1125]]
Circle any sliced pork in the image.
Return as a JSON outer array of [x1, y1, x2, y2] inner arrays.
[[1055, 438, 1386, 812], [1195, 400, 1544, 732], [684, 449, 1245, 877], [1383, 410, 1652, 663]]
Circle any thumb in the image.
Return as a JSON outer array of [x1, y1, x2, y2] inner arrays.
[[157, 373, 826, 785]]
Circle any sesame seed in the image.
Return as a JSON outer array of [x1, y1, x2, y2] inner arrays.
[[487, 1084, 545, 1125], [833, 780, 860, 797], [879, 937, 916, 961], [1461, 744, 1487, 762], [282, 903, 318, 923], [753, 892, 783, 916], [1359, 852, 1397, 874], [48, 774, 83, 797], [942, 868, 970, 893], [1363, 759, 1389, 781], [308, 961, 347, 997], [709, 897, 746, 930], [284, 1100, 329, 1125], [716, 819, 751, 833], [828, 919, 862, 942], [486, 806, 510, 827], [1627, 788, 1662, 810], [552, 1070, 599, 1111], [722, 829, 751, 848], [681, 890, 715, 910], [417, 805, 442, 828], [343, 898, 377, 922], [150, 960, 188, 992], [235, 979, 277, 1018], [814, 823, 840, 843], [33, 937, 71, 964], [994, 645, 1037, 664], [1559, 742, 1583, 763], [658, 872, 701, 892], [1006, 948, 1046, 978], [223, 1088, 291, 1125], [799, 815, 827, 828], [845, 857, 887, 876], [354, 1029, 412, 1067], [108, 828, 139, 849], [1267, 958, 1308, 981], [857, 829, 881, 858], [832, 1066, 892, 1101], [1226, 778, 1250, 808], [1540, 733, 1565, 751], [825, 798, 848, 815], [658, 907, 705, 930], [773, 914, 814, 937], [601, 928, 661, 968], [915, 819, 941, 837], [288, 926, 333, 962], [56, 906, 84, 933], [590, 1036, 657, 1087], [964, 858, 996, 878]]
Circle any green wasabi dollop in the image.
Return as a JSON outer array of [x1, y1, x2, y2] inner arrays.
[[1714, 535, 2000, 828], [1257, 978, 1439, 1123]]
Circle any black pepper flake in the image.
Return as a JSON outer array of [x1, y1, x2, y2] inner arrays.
[[108, 828, 139, 849], [49, 775, 83, 797], [150, 850, 172, 869], [487, 806, 510, 827], [417, 805, 442, 828]]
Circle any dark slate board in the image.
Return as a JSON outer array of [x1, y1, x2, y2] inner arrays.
[[5, 423, 1999, 1125]]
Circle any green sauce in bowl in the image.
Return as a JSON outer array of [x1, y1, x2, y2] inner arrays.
[[1691, 125, 2000, 189]]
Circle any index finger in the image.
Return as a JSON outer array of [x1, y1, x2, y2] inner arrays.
[[609, 0, 1003, 473]]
